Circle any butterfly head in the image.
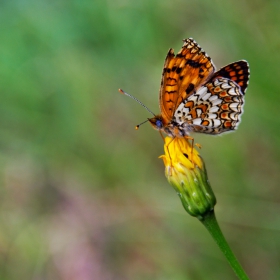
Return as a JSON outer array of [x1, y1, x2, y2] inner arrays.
[[148, 115, 164, 131]]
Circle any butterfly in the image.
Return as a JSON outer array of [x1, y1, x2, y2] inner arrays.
[[146, 38, 250, 137]]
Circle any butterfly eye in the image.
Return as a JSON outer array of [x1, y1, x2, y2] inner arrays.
[[156, 119, 163, 129]]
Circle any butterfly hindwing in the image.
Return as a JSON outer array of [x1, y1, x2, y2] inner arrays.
[[174, 69, 248, 134]]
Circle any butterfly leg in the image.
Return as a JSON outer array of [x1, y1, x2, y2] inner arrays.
[[159, 134, 178, 174], [159, 131, 178, 162], [195, 143, 202, 149], [158, 131, 175, 170], [159, 131, 165, 142], [166, 137, 175, 167]]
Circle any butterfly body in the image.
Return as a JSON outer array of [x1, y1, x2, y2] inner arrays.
[[148, 38, 249, 137]]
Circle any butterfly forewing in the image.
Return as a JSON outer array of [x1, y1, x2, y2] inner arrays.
[[212, 60, 250, 94], [159, 38, 216, 125]]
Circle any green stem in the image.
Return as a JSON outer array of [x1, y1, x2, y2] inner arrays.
[[199, 210, 249, 280]]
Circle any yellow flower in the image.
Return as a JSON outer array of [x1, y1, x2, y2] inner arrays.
[[160, 137, 216, 219]]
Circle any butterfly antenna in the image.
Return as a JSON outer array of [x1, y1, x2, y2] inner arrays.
[[135, 119, 149, 130], [118, 89, 156, 117]]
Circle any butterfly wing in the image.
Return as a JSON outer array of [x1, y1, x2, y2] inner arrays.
[[159, 38, 216, 125], [173, 61, 250, 134], [212, 60, 250, 94]]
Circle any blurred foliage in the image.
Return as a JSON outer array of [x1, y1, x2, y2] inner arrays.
[[0, 0, 280, 279]]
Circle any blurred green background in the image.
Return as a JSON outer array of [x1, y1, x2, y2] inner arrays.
[[0, 0, 279, 279]]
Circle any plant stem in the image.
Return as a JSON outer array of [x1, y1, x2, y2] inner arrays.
[[199, 210, 249, 280]]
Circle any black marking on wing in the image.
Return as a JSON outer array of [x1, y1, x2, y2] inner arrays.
[[186, 83, 195, 94]]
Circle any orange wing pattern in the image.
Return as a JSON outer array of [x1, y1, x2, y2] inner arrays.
[[159, 38, 215, 125], [212, 60, 250, 94]]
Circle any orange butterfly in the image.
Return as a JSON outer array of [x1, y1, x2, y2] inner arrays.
[[120, 38, 249, 138]]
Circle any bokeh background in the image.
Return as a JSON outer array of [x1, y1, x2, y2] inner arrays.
[[0, 0, 279, 279]]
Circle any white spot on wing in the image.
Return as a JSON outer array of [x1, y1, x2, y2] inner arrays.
[[228, 87, 237, 95], [175, 103, 185, 114], [208, 113, 217, 119], [209, 95, 218, 101], [188, 95, 198, 102], [209, 106, 219, 113], [183, 107, 190, 114], [213, 80, 219, 86], [213, 119, 221, 126], [221, 82, 232, 89], [201, 92, 211, 101], [229, 103, 239, 111], [196, 109, 202, 116], [192, 118, 202, 125], [230, 112, 238, 120], [196, 87, 208, 99], [212, 98, 222, 106]]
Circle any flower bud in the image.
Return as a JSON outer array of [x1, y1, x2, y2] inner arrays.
[[160, 137, 216, 219]]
